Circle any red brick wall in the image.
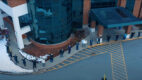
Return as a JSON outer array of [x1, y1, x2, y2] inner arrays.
[[31, 37, 73, 50], [7, 0, 27, 7], [83, 0, 91, 24], [117, 0, 121, 6], [97, 25, 104, 37], [23, 36, 79, 57], [125, 25, 132, 34], [133, 0, 142, 17], [23, 30, 85, 57], [91, 21, 96, 28], [118, 0, 127, 8], [140, 7, 142, 18]]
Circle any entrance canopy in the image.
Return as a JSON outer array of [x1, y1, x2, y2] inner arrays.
[[91, 7, 142, 28]]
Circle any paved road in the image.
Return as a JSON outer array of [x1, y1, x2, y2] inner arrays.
[[123, 39, 142, 80], [0, 39, 142, 80], [0, 54, 112, 80]]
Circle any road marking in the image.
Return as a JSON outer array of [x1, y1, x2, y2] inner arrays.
[[47, 38, 142, 73], [48, 67, 57, 71], [120, 42, 128, 80], [110, 42, 128, 80], [47, 51, 107, 72], [55, 64, 63, 69]]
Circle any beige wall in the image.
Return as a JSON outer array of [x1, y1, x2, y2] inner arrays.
[[7, 0, 27, 7]]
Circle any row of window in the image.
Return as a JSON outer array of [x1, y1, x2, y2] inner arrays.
[[24, 0, 83, 44]]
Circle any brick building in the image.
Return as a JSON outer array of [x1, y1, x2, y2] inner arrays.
[[0, 0, 142, 57]]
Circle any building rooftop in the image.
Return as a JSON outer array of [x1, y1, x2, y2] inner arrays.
[[1, 0, 27, 7], [91, 7, 142, 28]]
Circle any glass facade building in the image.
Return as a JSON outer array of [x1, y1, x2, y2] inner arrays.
[[91, 0, 117, 8], [126, 0, 135, 12], [19, 0, 83, 44], [1, 0, 8, 4], [6, 0, 138, 46]]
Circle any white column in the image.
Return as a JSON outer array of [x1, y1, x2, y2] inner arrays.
[[90, 21, 96, 33], [12, 16, 24, 49], [0, 10, 4, 29], [124, 25, 132, 39]]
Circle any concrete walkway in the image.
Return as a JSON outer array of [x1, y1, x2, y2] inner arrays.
[[0, 38, 33, 73]]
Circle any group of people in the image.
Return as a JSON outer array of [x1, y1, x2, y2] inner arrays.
[[5, 29, 141, 69], [6, 43, 75, 69], [58, 42, 80, 57], [105, 32, 141, 42], [6, 44, 27, 67]]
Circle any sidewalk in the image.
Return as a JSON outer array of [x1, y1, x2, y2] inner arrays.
[[0, 38, 33, 73], [7, 25, 92, 73]]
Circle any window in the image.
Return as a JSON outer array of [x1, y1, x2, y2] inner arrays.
[[19, 14, 32, 28], [126, 0, 135, 12], [2, 0, 8, 4], [91, 0, 117, 8], [26, 0, 83, 44]]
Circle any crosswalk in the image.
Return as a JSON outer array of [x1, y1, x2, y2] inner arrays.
[[47, 47, 107, 72], [110, 42, 128, 80], [47, 41, 128, 80]]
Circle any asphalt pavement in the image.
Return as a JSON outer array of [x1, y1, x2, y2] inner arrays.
[[0, 39, 142, 80]]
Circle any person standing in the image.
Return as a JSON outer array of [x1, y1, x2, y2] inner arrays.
[[9, 52, 12, 60], [60, 49, 64, 57], [81, 40, 87, 47], [106, 35, 111, 42], [97, 38, 101, 44], [5, 29, 9, 39], [13, 55, 19, 64], [33, 60, 37, 69], [90, 39, 93, 46], [68, 45, 71, 54], [42, 60, 46, 67], [50, 54, 54, 62], [76, 42, 79, 50], [115, 35, 119, 41], [123, 34, 126, 40], [130, 32, 135, 38], [138, 32, 141, 37], [6, 44, 9, 53], [22, 58, 26, 66]]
